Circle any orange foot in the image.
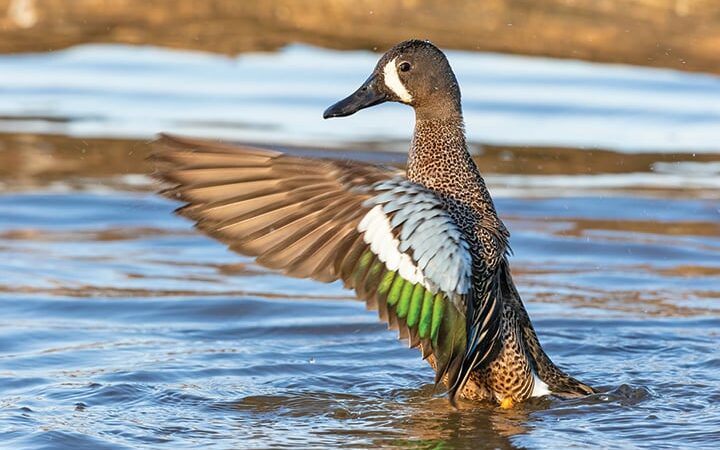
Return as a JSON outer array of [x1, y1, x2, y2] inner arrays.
[[499, 397, 515, 409]]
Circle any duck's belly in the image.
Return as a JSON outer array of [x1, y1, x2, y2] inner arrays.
[[466, 305, 551, 403], [425, 314, 552, 404]]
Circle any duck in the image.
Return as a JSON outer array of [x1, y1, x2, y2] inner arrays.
[[152, 39, 595, 408]]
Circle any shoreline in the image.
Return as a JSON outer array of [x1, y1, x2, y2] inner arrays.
[[0, 0, 719, 74]]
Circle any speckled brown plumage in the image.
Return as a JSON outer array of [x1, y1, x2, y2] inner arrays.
[[394, 41, 593, 400], [376, 40, 594, 404], [152, 39, 596, 408], [408, 117, 544, 404]]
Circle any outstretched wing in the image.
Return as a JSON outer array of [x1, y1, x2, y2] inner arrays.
[[357, 178, 473, 392], [151, 134, 474, 396], [152, 134, 391, 282]]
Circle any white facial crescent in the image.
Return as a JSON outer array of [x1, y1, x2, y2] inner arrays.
[[382, 57, 413, 103]]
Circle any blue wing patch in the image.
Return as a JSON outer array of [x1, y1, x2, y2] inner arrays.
[[362, 178, 472, 298]]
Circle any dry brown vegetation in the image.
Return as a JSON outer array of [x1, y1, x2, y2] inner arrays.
[[0, 0, 718, 73]]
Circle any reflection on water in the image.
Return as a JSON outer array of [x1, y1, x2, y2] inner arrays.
[[0, 42, 719, 450], [0, 44, 719, 152]]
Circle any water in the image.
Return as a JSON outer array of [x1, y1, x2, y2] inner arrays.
[[0, 44, 719, 449], [1, 44, 720, 152]]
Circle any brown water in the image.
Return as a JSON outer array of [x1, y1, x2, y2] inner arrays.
[[0, 44, 719, 449]]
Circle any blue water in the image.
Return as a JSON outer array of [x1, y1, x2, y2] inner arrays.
[[0, 186, 718, 449], [0, 44, 719, 152]]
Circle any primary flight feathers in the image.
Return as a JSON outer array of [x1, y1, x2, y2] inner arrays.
[[152, 133, 478, 396]]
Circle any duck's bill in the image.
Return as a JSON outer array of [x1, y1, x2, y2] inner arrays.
[[323, 75, 387, 119]]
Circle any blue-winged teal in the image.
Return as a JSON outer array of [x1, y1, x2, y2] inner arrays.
[[153, 39, 595, 408]]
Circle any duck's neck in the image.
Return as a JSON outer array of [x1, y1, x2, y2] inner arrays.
[[407, 113, 486, 199]]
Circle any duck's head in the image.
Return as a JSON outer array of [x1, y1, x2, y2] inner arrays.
[[323, 39, 461, 120]]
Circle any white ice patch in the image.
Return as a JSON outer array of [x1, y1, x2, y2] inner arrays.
[[382, 58, 413, 103], [358, 205, 426, 286]]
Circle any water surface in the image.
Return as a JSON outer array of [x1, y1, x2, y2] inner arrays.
[[1, 44, 719, 152]]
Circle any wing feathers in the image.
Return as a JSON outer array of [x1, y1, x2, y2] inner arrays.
[[152, 134, 491, 403]]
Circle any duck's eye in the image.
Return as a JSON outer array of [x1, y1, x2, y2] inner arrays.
[[399, 62, 412, 72]]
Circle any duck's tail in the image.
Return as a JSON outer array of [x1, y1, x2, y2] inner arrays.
[[499, 263, 597, 398]]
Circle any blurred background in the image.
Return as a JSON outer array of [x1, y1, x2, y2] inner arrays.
[[0, 1, 719, 449]]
